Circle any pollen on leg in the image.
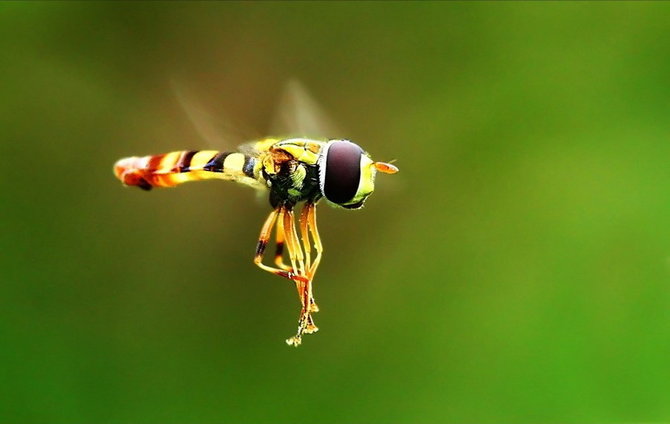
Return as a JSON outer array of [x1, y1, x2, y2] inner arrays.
[[286, 336, 302, 347], [303, 323, 319, 334]]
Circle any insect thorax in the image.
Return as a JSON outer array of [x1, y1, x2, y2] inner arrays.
[[262, 153, 322, 209]]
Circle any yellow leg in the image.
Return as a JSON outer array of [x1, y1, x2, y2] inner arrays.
[[274, 215, 292, 271], [254, 204, 324, 347], [305, 204, 323, 315], [274, 208, 317, 318], [284, 209, 306, 277], [299, 205, 312, 273], [306, 203, 323, 280], [253, 207, 308, 283], [300, 203, 320, 313], [284, 206, 318, 346]]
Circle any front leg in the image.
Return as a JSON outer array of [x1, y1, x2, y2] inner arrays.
[[300, 203, 321, 313], [253, 206, 308, 283]]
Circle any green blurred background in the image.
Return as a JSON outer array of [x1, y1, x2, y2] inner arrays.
[[2, 2, 670, 423]]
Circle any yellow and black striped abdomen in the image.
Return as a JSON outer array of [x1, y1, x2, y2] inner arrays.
[[114, 150, 265, 191]]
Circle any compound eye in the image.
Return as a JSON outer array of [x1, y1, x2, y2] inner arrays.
[[323, 140, 363, 204]]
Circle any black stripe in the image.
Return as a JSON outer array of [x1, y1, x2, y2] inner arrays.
[[242, 156, 255, 178], [255, 239, 268, 257], [137, 178, 153, 191], [275, 241, 284, 257], [178, 150, 197, 172], [203, 152, 230, 172]]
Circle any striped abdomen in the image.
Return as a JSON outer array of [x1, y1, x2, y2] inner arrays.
[[114, 150, 263, 191]]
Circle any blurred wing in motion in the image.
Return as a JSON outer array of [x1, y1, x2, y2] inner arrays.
[[170, 80, 269, 202], [170, 79, 260, 149], [269, 79, 344, 140]]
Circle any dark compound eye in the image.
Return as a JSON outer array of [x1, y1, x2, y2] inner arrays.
[[323, 140, 363, 204]]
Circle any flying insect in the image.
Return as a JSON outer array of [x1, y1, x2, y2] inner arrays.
[[113, 88, 398, 346]]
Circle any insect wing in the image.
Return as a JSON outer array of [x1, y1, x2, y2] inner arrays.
[[268, 79, 344, 140], [170, 79, 260, 150]]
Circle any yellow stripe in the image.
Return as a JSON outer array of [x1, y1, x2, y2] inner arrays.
[[166, 173, 194, 184], [188, 170, 211, 180], [158, 152, 182, 171], [191, 150, 219, 169], [223, 153, 245, 174]]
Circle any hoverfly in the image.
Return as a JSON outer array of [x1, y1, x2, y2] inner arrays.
[[113, 86, 398, 346]]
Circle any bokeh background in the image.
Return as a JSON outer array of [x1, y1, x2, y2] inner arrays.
[[3, 2, 670, 423]]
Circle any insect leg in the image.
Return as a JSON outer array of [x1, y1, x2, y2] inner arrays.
[[284, 208, 317, 347], [283, 209, 306, 278], [306, 203, 323, 313], [299, 203, 320, 313], [273, 215, 292, 271], [299, 204, 312, 273], [253, 207, 308, 283]]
